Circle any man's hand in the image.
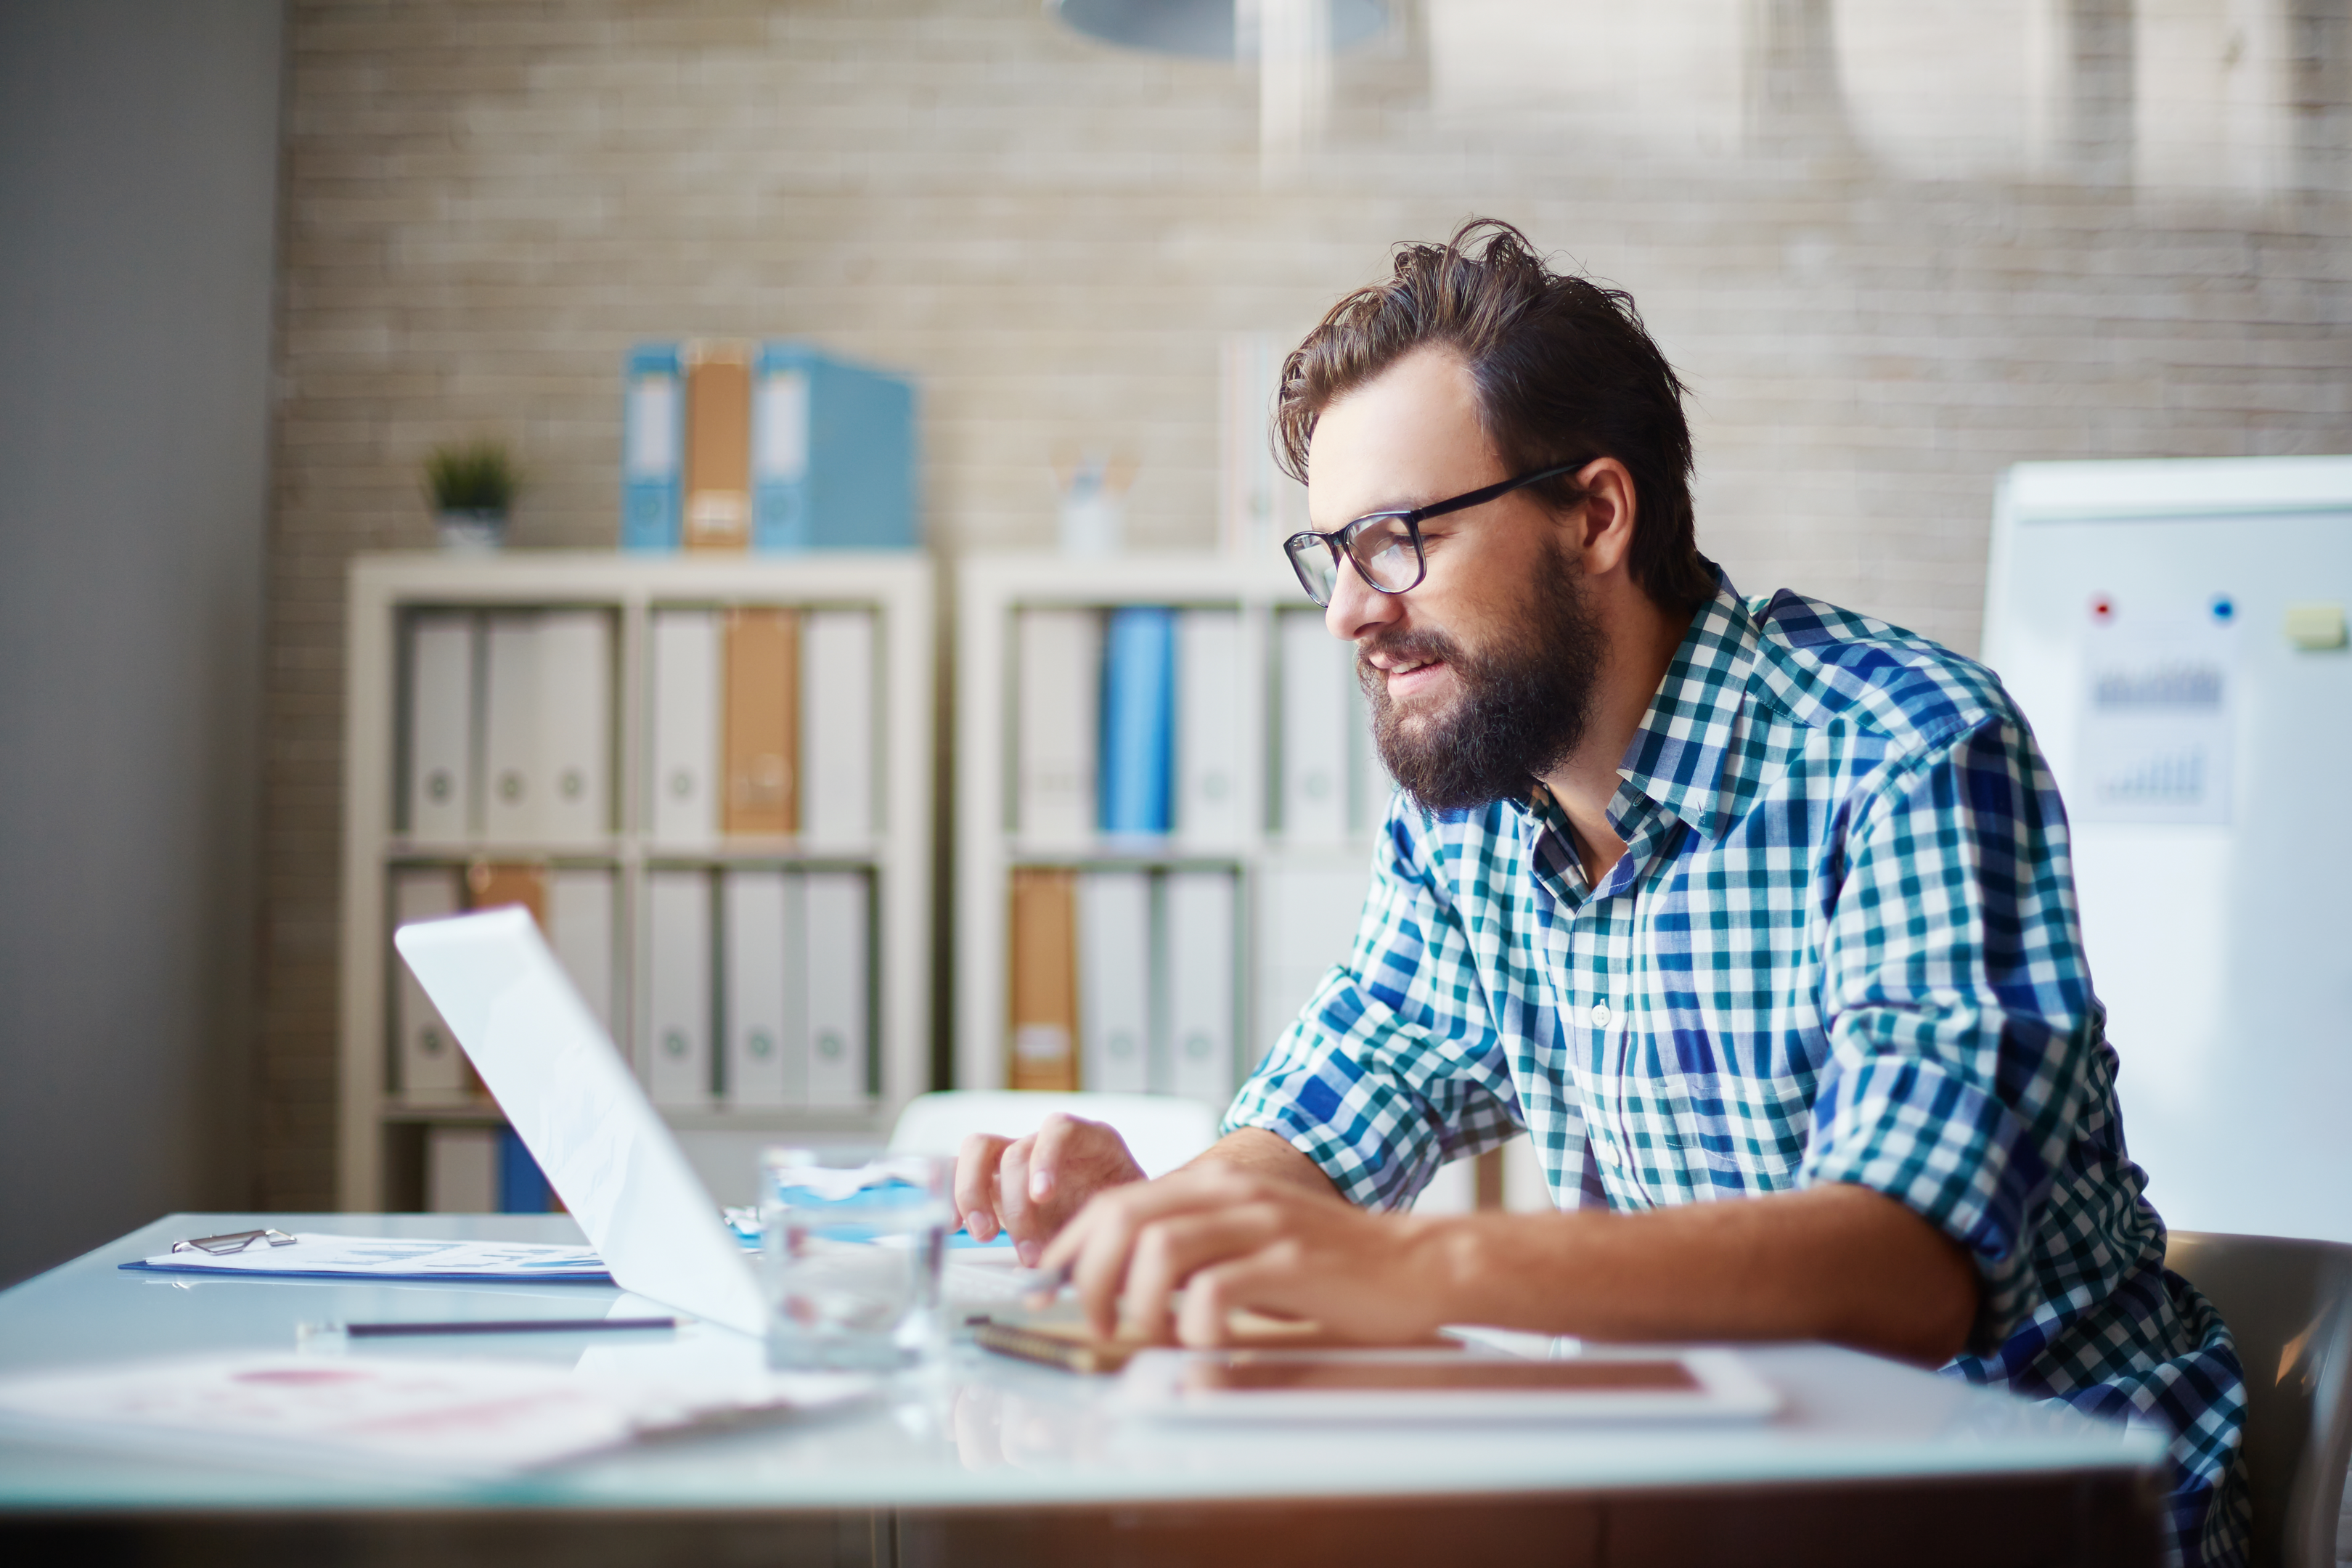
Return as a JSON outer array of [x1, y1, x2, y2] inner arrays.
[[1037, 1164, 1445, 1345], [954, 1113, 1147, 1265]]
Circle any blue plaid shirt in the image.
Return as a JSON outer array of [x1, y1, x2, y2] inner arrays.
[[1228, 576, 2248, 1567]]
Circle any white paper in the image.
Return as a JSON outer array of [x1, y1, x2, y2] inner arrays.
[[2076, 622, 2237, 825], [0, 1351, 870, 1477], [134, 1233, 607, 1280]]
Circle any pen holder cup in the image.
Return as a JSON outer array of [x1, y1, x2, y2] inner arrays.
[[759, 1149, 952, 1373]]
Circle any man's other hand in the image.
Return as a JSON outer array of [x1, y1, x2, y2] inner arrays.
[[954, 1113, 1146, 1265]]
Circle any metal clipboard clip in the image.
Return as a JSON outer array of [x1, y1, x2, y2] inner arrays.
[[171, 1228, 298, 1256]]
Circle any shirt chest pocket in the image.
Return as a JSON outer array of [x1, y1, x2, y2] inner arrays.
[[1653, 1069, 1811, 1191]]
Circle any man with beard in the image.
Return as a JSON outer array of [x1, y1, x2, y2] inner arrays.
[[955, 221, 2246, 1565]]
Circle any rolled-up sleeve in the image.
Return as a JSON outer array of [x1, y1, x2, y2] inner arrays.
[[1224, 807, 1527, 1210], [1800, 715, 2099, 1349]]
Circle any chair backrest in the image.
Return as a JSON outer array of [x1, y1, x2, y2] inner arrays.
[[2165, 1230, 2352, 1568], [886, 1091, 1221, 1181]]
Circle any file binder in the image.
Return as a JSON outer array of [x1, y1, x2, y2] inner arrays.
[[649, 611, 719, 845], [404, 613, 476, 843], [497, 1125, 553, 1213], [545, 867, 616, 1034], [804, 870, 870, 1106], [1008, 869, 1079, 1091], [751, 341, 918, 552], [1078, 870, 1152, 1094], [465, 861, 545, 925], [535, 611, 613, 842], [751, 346, 812, 550], [801, 608, 875, 844], [481, 614, 540, 841], [722, 608, 798, 836], [1176, 608, 1248, 846], [392, 867, 465, 1098], [683, 340, 752, 552], [722, 868, 801, 1107], [1017, 609, 1101, 845], [1164, 869, 1237, 1105], [1100, 607, 1176, 836], [426, 1125, 497, 1212], [1278, 610, 1351, 844], [621, 343, 684, 552], [1255, 866, 1369, 1074], [645, 869, 714, 1106]]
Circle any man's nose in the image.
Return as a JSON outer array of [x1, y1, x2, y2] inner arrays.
[[1324, 552, 1400, 643]]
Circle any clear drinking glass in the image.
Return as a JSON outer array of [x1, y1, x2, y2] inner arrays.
[[759, 1148, 952, 1372]]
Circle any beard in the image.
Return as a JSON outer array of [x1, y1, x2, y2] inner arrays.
[[1357, 542, 1606, 814]]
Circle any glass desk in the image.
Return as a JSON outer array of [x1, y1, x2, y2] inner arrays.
[[0, 1214, 2169, 1566]]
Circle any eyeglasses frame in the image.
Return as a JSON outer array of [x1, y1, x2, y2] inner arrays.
[[1282, 461, 1587, 608]]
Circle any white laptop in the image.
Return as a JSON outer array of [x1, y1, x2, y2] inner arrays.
[[395, 907, 767, 1336]]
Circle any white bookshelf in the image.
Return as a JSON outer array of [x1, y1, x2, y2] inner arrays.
[[339, 552, 934, 1212], [952, 551, 1389, 1101]]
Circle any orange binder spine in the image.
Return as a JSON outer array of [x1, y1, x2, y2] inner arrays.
[[682, 339, 752, 552], [722, 607, 799, 836], [1008, 867, 1080, 1092]]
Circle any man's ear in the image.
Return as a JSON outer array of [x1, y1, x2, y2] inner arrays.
[[1573, 458, 1639, 577]]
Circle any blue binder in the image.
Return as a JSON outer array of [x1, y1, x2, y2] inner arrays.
[[1099, 607, 1176, 836], [498, 1126, 552, 1214], [752, 341, 918, 551], [621, 343, 683, 551]]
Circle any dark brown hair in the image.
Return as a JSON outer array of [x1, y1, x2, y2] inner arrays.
[[1274, 219, 1715, 611]]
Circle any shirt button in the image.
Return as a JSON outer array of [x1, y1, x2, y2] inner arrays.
[[1591, 1000, 1612, 1029]]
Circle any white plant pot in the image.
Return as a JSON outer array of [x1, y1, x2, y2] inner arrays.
[[436, 508, 508, 552]]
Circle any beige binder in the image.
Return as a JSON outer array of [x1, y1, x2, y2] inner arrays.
[[722, 608, 799, 836], [683, 341, 752, 552], [1008, 868, 1079, 1092]]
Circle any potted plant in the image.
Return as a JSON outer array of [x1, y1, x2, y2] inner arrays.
[[424, 439, 523, 552]]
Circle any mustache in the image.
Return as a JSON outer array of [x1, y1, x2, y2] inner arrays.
[[1355, 626, 1463, 675]]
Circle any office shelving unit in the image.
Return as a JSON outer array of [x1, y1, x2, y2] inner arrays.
[[338, 552, 934, 1212], [952, 551, 1390, 1103]]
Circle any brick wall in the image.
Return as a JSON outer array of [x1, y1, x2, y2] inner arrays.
[[258, 0, 2352, 1204]]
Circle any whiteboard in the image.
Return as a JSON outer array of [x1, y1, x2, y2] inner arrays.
[[1982, 457, 2352, 1244]]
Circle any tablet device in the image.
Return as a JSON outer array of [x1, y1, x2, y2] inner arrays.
[[1116, 1347, 1779, 1424]]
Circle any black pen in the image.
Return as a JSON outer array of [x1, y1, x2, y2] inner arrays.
[[311, 1316, 681, 1339]]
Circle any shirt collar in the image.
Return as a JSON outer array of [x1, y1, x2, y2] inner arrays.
[[1612, 570, 1757, 842]]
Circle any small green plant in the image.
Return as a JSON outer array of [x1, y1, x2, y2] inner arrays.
[[423, 439, 523, 514]]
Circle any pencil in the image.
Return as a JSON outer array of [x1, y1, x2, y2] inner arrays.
[[328, 1316, 680, 1339]]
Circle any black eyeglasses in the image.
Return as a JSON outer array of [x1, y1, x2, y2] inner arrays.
[[1282, 463, 1583, 608]]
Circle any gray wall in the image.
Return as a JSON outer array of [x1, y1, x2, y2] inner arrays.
[[0, 1, 284, 1284]]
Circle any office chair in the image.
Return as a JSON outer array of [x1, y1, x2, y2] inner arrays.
[[887, 1090, 1221, 1180], [2165, 1231, 2352, 1568]]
